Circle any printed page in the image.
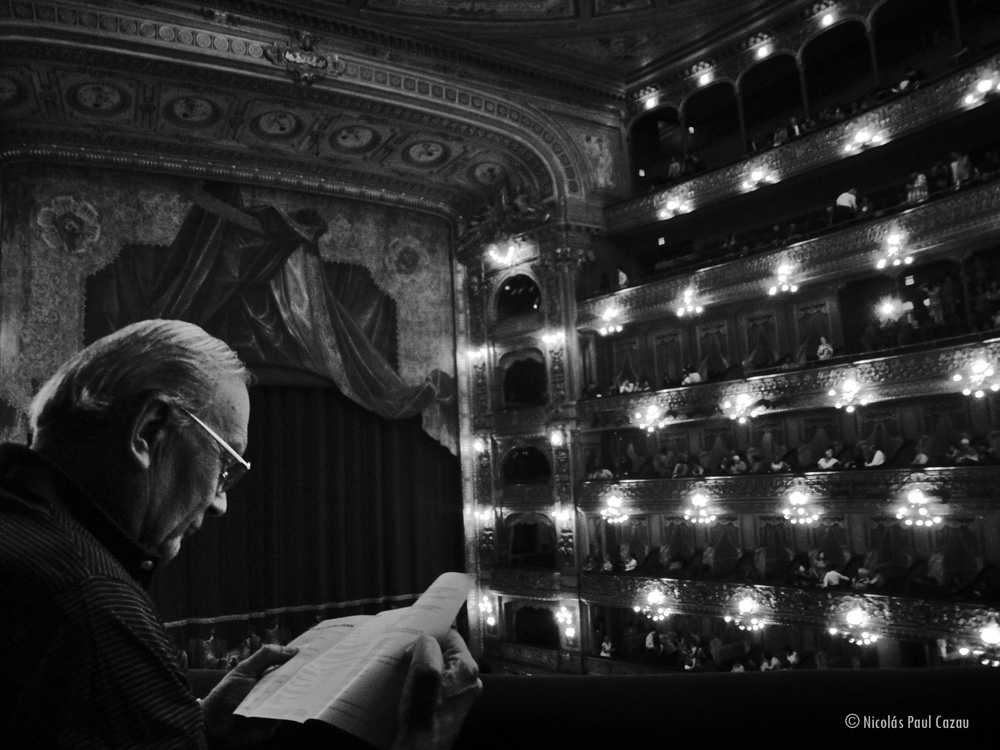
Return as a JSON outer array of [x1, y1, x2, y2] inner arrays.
[[234, 615, 372, 715], [235, 572, 473, 747]]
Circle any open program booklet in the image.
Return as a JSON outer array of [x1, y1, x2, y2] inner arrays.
[[234, 572, 474, 748]]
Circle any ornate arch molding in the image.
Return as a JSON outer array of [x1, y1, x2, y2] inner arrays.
[[0, 5, 590, 212]]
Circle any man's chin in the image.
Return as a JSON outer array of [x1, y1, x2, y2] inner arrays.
[[159, 536, 183, 564]]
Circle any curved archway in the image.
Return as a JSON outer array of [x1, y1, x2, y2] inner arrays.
[[682, 81, 742, 168], [739, 53, 805, 150], [495, 274, 542, 322], [504, 512, 558, 568], [502, 445, 552, 485], [499, 349, 548, 407], [511, 604, 560, 648], [873, 0, 956, 85], [629, 105, 683, 191], [803, 21, 877, 118]]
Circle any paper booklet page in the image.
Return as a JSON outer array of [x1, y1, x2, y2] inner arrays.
[[234, 572, 474, 748]]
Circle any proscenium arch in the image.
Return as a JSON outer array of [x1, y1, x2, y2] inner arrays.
[[0, 12, 592, 225]]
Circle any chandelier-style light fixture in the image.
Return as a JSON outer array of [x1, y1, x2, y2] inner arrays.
[[844, 127, 885, 153], [555, 606, 576, 641], [953, 357, 999, 398], [875, 232, 912, 270], [676, 287, 704, 317], [658, 196, 692, 220], [895, 489, 942, 527], [829, 377, 869, 412], [478, 595, 497, 629], [768, 264, 798, 295], [722, 392, 764, 424], [783, 490, 821, 525], [741, 166, 777, 191], [634, 403, 674, 432], [964, 71, 1000, 106], [829, 604, 880, 646], [601, 494, 629, 524], [598, 307, 624, 336], [634, 587, 671, 622], [724, 595, 765, 631], [684, 492, 717, 524]]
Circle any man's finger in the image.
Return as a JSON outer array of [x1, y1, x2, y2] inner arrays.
[[232, 644, 298, 679]]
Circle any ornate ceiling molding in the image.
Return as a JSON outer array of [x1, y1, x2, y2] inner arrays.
[[0, 2, 597, 208]]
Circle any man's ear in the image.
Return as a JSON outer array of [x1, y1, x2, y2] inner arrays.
[[127, 396, 174, 470]]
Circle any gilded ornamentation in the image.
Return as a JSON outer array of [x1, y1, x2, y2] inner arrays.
[[580, 575, 997, 640], [36, 195, 101, 254], [614, 53, 1000, 234], [575, 339, 1000, 429]]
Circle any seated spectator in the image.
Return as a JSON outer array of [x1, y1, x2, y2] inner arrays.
[[637, 376, 651, 392], [820, 570, 852, 588], [833, 188, 858, 224], [955, 438, 980, 465], [667, 157, 682, 180], [911, 435, 932, 466], [893, 66, 927, 94], [864, 445, 886, 468], [817, 336, 834, 360], [729, 454, 747, 475], [950, 151, 976, 190], [817, 447, 840, 471], [906, 171, 929, 205], [769, 457, 791, 473], [652, 448, 675, 478], [681, 365, 702, 385]]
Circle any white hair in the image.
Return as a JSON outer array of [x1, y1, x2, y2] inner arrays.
[[29, 319, 249, 445]]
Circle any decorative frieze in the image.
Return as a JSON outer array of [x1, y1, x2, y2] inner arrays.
[[586, 182, 1000, 328], [580, 574, 998, 642], [575, 339, 1000, 430], [577, 466, 1000, 512], [611, 55, 1000, 234]]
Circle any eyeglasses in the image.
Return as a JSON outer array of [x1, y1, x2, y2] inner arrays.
[[180, 408, 251, 494]]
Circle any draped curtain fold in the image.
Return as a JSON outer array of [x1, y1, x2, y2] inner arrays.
[[85, 181, 453, 427], [742, 318, 779, 370], [794, 307, 830, 364]]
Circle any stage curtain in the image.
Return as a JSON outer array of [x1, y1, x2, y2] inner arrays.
[[150, 381, 465, 634], [85, 180, 453, 426]]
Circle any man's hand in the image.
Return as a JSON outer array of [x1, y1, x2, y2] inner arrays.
[[392, 630, 482, 750], [201, 643, 298, 747]]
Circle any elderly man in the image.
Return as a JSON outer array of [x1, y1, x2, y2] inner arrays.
[[0, 319, 479, 748]]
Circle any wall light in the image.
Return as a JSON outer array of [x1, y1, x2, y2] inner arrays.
[[953, 357, 1000, 398], [699, 71, 713, 86], [601, 494, 629, 524], [768, 264, 798, 295], [821, 12, 835, 27], [657, 197, 691, 220], [876, 232, 912, 269], [844, 127, 885, 153], [684, 492, 717, 524], [676, 287, 704, 317], [757, 43, 772, 59], [599, 308, 624, 336], [742, 166, 777, 191]]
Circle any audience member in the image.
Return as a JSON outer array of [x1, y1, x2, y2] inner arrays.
[[833, 188, 858, 223], [0, 319, 480, 748], [816, 336, 834, 360], [817, 448, 840, 471]]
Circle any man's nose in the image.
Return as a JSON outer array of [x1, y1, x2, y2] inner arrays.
[[208, 493, 227, 518]]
